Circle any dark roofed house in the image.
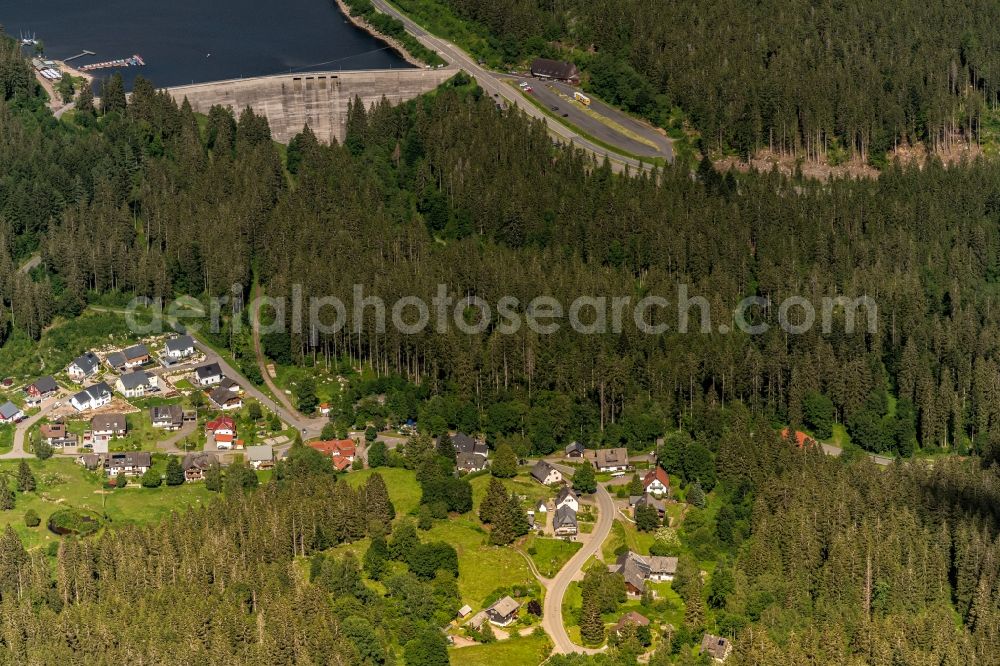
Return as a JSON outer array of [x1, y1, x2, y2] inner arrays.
[[456, 452, 488, 473], [68, 352, 100, 380], [195, 363, 223, 386], [452, 432, 489, 458], [26, 376, 58, 403], [107, 451, 152, 477], [530, 58, 581, 84], [91, 413, 127, 438], [610, 551, 678, 595], [584, 447, 631, 472], [182, 452, 218, 482], [634, 493, 667, 518], [555, 486, 579, 512], [151, 404, 184, 430], [209, 386, 243, 411], [70, 383, 112, 412], [107, 344, 149, 371], [554, 505, 578, 536], [700, 634, 733, 662], [530, 460, 563, 485], [164, 335, 195, 360], [565, 441, 585, 457], [485, 596, 520, 626], [116, 370, 155, 398], [0, 402, 24, 424]]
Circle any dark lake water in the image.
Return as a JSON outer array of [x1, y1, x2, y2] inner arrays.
[[2, 0, 411, 90]]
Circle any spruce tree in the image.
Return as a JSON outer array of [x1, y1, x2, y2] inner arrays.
[[0, 484, 15, 511], [364, 535, 390, 580], [480, 477, 508, 524], [16, 462, 35, 493], [364, 472, 396, 525], [490, 443, 518, 478], [204, 461, 222, 492], [165, 458, 185, 486], [436, 433, 456, 463], [580, 586, 605, 645]]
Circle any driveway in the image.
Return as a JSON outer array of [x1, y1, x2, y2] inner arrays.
[[1, 392, 68, 459]]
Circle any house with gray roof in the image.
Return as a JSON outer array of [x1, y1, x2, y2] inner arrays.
[[70, 383, 112, 412], [164, 335, 195, 360], [530, 460, 563, 485], [553, 505, 578, 537], [67, 352, 100, 380], [485, 596, 520, 626], [456, 451, 488, 473], [246, 445, 274, 470], [115, 370, 156, 398], [26, 376, 58, 404], [700, 634, 733, 662], [0, 402, 23, 424], [195, 362, 223, 386]]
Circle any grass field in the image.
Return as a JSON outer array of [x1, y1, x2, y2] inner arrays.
[[426, 515, 535, 606], [470, 470, 552, 514], [0, 458, 216, 549], [525, 535, 580, 577], [449, 633, 551, 666], [347, 467, 422, 517]]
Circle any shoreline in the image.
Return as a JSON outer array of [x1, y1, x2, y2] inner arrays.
[[332, 0, 427, 68]]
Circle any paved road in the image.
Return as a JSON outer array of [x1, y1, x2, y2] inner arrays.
[[368, 0, 668, 172], [541, 462, 615, 655], [0, 392, 68, 459], [821, 442, 893, 466]]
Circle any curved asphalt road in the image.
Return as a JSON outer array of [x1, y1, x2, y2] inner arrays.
[[368, 0, 669, 172], [542, 462, 616, 654]]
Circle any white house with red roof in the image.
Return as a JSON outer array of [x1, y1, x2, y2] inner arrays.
[[206, 416, 237, 450], [643, 467, 670, 497]]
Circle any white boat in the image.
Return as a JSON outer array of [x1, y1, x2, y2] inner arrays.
[[19, 31, 39, 46]]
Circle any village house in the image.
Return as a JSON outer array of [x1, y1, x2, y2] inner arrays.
[[206, 416, 237, 449], [91, 414, 127, 440], [564, 441, 586, 458], [530, 57, 581, 84], [151, 404, 184, 430], [164, 335, 195, 361], [40, 423, 76, 448], [106, 451, 152, 477], [308, 439, 357, 471], [484, 596, 520, 627], [70, 383, 113, 412], [614, 611, 650, 637], [319, 403, 331, 416], [209, 386, 243, 411], [246, 445, 274, 470], [611, 551, 679, 595], [106, 344, 150, 372], [0, 401, 24, 424], [452, 432, 489, 459], [456, 452, 488, 473], [632, 493, 668, 519], [700, 634, 733, 662], [25, 376, 58, 405], [536, 499, 548, 513], [555, 486, 580, 513], [67, 352, 100, 381], [584, 447, 631, 472], [115, 370, 157, 399], [456, 604, 473, 620], [76, 453, 104, 471], [553, 505, 579, 537], [182, 452, 217, 481], [530, 460, 564, 486], [643, 466, 670, 496], [194, 363, 223, 387]]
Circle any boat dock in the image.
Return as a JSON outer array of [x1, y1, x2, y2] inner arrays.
[[80, 54, 145, 72], [64, 50, 96, 62]]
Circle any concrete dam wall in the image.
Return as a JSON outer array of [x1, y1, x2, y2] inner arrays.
[[166, 68, 455, 144]]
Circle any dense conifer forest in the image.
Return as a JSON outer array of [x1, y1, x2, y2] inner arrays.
[[3, 30, 1000, 663], [408, 0, 1000, 161]]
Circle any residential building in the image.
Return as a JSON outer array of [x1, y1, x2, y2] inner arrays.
[[151, 404, 184, 430], [584, 447, 631, 472], [106, 344, 150, 371], [70, 383, 112, 412], [456, 452, 487, 473], [610, 551, 679, 595], [182, 452, 218, 481], [77, 453, 103, 471], [206, 416, 237, 449], [91, 413, 127, 439], [308, 439, 357, 472], [536, 500, 548, 513], [25, 376, 58, 404], [164, 335, 195, 360], [643, 466, 670, 496], [456, 605, 473, 619], [633, 493, 667, 518], [452, 432, 489, 458], [564, 441, 585, 458], [530, 57, 581, 84], [106, 451, 152, 477], [555, 486, 580, 513], [194, 363, 223, 387], [246, 445, 274, 470], [700, 634, 733, 662], [40, 423, 75, 448], [553, 505, 578, 536], [484, 596, 520, 626], [209, 387, 243, 411], [530, 460, 563, 485], [115, 370, 157, 398], [0, 402, 23, 424], [67, 352, 100, 381], [614, 611, 650, 637]]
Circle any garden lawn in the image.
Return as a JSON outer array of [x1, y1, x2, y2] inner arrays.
[[449, 633, 551, 666], [526, 535, 580, 577], [347, 467, 422, 517], [470, 470, 551, 514], [426, 515, 534, 607], [0, 458, 215, 550]]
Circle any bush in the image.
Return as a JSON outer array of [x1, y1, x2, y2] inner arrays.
[[24, 509, 40, 527], [140, 469, 163, 488]]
